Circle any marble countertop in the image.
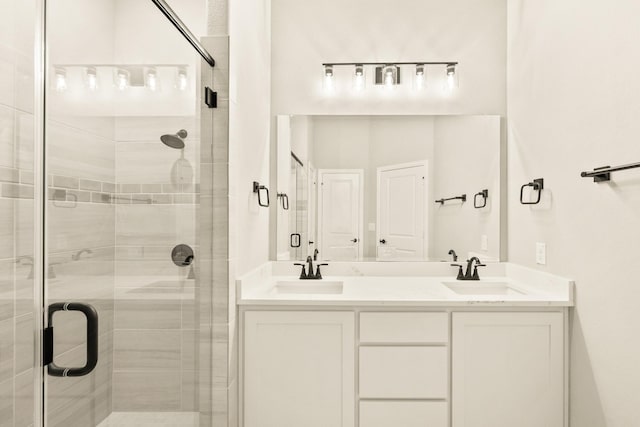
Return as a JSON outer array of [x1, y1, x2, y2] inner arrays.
[[237, 262, 574, 307]]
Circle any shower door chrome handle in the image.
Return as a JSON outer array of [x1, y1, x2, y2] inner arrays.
[[46, 302, 99, 377]]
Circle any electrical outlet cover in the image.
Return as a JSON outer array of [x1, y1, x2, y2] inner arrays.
[[536, 242, 546, 265]]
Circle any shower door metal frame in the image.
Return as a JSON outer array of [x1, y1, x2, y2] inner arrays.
[[33, 0, 46, 425]]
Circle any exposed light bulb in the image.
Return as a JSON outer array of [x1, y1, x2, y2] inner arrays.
[[415, 64, 425, 91], [323, 65, 334, 92], [177, 67, 188, 91], [353, 64, 365, 91], [54, 68, 67, 92], [446, 64, 457, 90], [86, 67, 98, 91], [116, 68, 129, 91], [146, 67, 158, 91], [382, 65, 399, 88], [385, 70, 394, 87]]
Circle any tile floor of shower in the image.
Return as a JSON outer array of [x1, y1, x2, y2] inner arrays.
[[96, 412, 198, 427]]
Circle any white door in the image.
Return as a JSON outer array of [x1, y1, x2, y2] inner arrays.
[[452, 312, 565, 427], [318, 170, 363, 261], [243, 311, 355, 427], [377, 162, 427, 260]]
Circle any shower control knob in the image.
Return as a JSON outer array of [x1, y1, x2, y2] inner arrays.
[[171, 244, 195, 266]]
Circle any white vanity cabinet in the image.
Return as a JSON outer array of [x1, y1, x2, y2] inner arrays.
[[243, 311, 355, 427], [451, 312, 565, 427], [241, 309, 566, 427]]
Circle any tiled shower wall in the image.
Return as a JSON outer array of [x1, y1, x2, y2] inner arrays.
[[45, 116, 117, 427], [111, 115, 202, 412]]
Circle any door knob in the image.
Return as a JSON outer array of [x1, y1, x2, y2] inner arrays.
[[351, 238, 358, 243], [379, 239, 386, 244]]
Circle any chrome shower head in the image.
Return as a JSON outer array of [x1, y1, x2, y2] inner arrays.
[[160, 129, 188, 149]]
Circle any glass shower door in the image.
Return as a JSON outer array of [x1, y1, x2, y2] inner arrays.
[[43, 1, 211, 426]]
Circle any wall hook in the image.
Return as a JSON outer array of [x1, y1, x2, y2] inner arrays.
[[253, 181, 270, 207], [474, 189, 489, 209], [520, 178, 544, 205]]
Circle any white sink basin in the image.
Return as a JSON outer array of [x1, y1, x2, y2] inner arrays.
[[443, 282, 525, 296], [275, 280, 344, 295]]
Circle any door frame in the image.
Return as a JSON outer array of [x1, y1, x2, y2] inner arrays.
[[307, 162, 317, 258], [376, 160, 429, 260], [317, 169, 365, 261]]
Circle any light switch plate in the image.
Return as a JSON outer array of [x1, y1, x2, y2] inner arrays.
[[536, 242, 546, 265], [481, 235, 488, 251]]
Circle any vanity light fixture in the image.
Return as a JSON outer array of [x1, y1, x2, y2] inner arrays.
[[146, 67, 158, 91], [376, 65, 401, 87], [176, 66, 188, 91], [446, 63, 458, 90], [323, 65, 335, 92], [322, 61, 458, 93], [353, 64, 365, 90], [54, 67, 67, 92], [115, 68, 130, 91], [85, 67, 98, 91], [415, 64, 426, 90]]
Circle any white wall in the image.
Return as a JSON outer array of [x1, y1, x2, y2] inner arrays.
[[433, 116, 501, 261], [229, 0, 271, 275], [507, 1, 640, 425], [272, 0, 506, 116]]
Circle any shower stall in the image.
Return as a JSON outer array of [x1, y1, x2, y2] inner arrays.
[[1, 0, 220, 425]]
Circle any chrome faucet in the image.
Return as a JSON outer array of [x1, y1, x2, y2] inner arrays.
[[294, 256, 328, 279], [451, 257, 486, 281]]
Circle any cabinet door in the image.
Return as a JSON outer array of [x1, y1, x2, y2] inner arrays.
[[452, 312, 564, 427], [244, 311, 355, 427]]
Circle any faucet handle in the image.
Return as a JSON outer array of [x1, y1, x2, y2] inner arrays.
[[471, 263, 486, 280], [451, 263, 464, 280], [294, 263, 307, 279], [315, 263, 329, 279]]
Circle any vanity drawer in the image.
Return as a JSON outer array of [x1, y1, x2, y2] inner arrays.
[[360, 401, 448, 427], [359, 346, 448, 398], [360, 312, 449, 343]]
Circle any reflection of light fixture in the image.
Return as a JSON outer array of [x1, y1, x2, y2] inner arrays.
[[446, 63, 457, 90], [323, 65, 334, 92], [54, 68, 67, 92], [116, 68, 129, 91], [85, 67, 98, 91], [414, 64, 425, 91], [146, 67, 158, 91], [375, 65, 400, 87], [353, 64, 365, 90], [177, 67, 188, 91]]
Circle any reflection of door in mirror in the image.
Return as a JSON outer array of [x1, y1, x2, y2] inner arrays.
[[377, 162, 427, 261], [318, 170, 364, 261]]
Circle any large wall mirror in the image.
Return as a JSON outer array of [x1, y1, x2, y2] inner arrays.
[[274, 115, 504, 262]]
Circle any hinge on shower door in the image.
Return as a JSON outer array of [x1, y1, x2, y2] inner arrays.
[[205, 87, 217, 108], [43, 326, 53, 366]]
